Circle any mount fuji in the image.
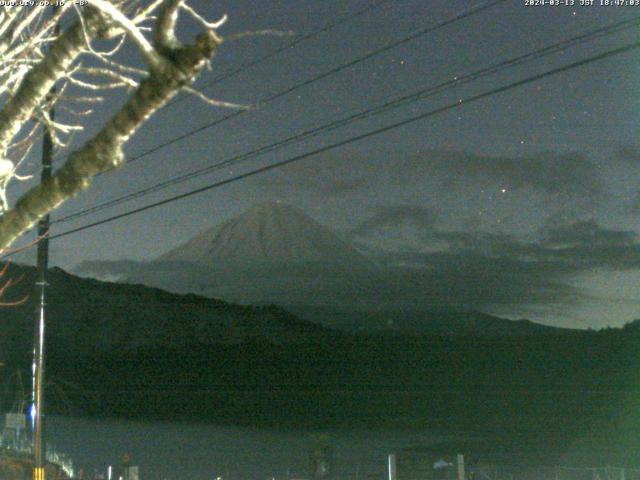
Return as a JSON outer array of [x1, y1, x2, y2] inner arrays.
[[159, 201, 369, 269], [74, 202, 568, 336], [75, 202, 377, 306]]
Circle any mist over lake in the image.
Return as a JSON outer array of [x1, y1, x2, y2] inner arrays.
[[47, 416, 450, 480]]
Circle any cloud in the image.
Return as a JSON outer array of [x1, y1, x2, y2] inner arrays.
[[523, 220, 640, 272], [351, 205, 437, 238], [540, 220, 636, 249], [624, 192, 640, 215], [368, 250, 580, 315], [322, 177, 368, 195], [367, 220, 640, 317], [418, 150, 604, 199], [255, 152, 371, 194], [434, 230, 526, 254], [614, 145, 640, 164], [251, 150, 605, 212]]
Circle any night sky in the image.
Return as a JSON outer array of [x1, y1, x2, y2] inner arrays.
[[9, 0, 640, 329]]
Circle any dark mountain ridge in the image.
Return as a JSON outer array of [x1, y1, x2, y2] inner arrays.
[[286, 305, 576, 336], [2, 262, 639, 466], [70, 203, 593, 333], [3, 261, 629, 346], [0, 263, 334, 364]]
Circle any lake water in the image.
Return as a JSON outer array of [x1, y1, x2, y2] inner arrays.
[[46, 416, 450, 480]]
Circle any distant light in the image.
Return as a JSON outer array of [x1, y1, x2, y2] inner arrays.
[[501, 188, 507, 194], [29, 404, 36, 421]]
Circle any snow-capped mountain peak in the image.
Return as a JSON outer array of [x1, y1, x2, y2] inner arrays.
[[159, 202, 367, 268]]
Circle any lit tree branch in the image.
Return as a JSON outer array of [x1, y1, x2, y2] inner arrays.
[[0, 11, 103, 155], [87, 0, 162, 68], [0, 0, 226, 252]]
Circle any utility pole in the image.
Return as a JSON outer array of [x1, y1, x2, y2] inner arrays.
[[33, 9, 58, 479], [33, 98, 53, 480]]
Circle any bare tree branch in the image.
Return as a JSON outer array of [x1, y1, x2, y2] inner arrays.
[[0, 11, 224, 251], [0, 12, 102, 155], [0, 0, 239, 253], [88, 0, 162, 67]]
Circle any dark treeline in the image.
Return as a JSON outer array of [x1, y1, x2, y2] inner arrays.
[[45, 330, 640, 434]]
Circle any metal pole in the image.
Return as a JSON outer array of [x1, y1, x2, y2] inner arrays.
[[33, 14, 57, 473], [388, 454, 397, 480], [33, 100, 53, 480]]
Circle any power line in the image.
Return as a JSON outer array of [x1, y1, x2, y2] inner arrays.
[[114, 0, 508, 167], [50, 0, 394, 168], [161, 0, 395, 111], [48, 39, 640, 242], [54, 15, 640, 224], [55, 0, 507, 221]]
